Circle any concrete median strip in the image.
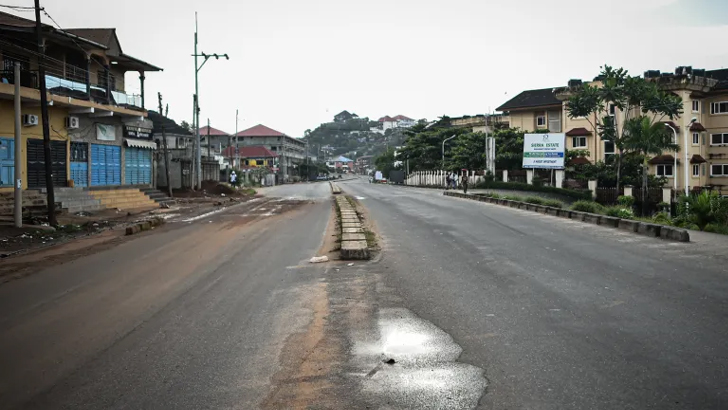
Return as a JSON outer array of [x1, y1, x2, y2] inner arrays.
[[443, 191, 690, 242], [334, 195, 373, 260]]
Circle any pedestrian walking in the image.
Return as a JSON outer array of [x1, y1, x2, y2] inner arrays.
[[461, 170, 469, 194], [452, 172, 458, 189], [445, 173, 451, 190]]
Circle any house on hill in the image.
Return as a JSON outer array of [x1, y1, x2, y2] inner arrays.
[[378, 115, 415, 130], [334, 110, 358, 123]]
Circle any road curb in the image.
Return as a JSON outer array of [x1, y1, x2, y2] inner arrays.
[[125, 217, 165, 236], [443, 191, 690, 242], [329, 182, 342, 195], [335, 196, 371, 260]]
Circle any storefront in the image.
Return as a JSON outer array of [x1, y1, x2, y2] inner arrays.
[[124, 126, 155, 185]]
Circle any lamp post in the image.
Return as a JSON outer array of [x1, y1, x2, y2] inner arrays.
[[442, 134, 457, 169], [193, 12, 229, 189], [664, 122, 678, 191], [685, 118, 697, 196]]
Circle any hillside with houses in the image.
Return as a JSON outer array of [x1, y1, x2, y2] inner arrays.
[[302, 110, 418, 162]]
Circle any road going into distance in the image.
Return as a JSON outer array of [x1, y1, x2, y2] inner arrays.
[[1, 177, 727, 409]]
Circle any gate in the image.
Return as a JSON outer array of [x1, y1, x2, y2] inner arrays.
[[91, 144, 121, 186], [125, 147, 152, 185], [70, 142, 88, 187], [27, 139, 67, 188], [0, 137, 14, 187]]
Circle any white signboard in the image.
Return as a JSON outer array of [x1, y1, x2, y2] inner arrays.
[[96, 124, 116, 141], [522, 133, 565, 169], [375, 171, 383, 180]]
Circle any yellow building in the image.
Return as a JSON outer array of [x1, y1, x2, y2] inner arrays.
[[496, 68, 728, 194], [0, 10, 161, 194]]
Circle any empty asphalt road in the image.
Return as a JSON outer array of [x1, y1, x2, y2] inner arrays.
[[340, 178, 728, 410]]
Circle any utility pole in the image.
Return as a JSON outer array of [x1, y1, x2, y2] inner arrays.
[[234, 109, 239, 171], [193, 12, 228, 190], [158, 93, 173, 198], [13, 62, 22, 227], [206, 118, 211, 160], [34, 0, 57, 226]]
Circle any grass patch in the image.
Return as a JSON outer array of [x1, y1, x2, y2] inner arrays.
[[570, 200, 604, 214], [542, 199, 564, 209], [473, 180, 592, 201]]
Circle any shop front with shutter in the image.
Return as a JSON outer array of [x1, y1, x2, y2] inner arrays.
[[27, 139, 67, 188], [70, 142, 89, 187], [123, 126, 155, 186], [90, 144, 121, 186]]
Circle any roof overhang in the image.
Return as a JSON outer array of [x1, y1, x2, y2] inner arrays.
[[125, 138, 157, 149], [112, 53, 163, 72]]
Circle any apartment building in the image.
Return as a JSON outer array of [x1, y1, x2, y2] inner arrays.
[[234, 124, 305, 182], [496, 67, 728, 193], [0, 11, 161, 191]]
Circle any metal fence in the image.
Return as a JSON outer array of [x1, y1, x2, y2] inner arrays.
[[595, 187, 624, 205]]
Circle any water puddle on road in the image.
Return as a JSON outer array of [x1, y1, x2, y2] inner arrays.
[[351, 307, 487, 409]]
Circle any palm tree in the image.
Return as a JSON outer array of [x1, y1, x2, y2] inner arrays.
[[623, 116, 679, 214]]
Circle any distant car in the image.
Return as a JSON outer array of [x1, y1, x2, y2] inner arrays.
[[316, 176, 327, 181]]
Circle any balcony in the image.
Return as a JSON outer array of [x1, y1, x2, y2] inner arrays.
[[0, 69, 144, 112]]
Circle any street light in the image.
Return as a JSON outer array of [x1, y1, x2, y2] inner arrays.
[[684, 117, 697, 196], [664, 122, 678, 191], [192, 12, 229, 190], [442, 135, 457, 168]]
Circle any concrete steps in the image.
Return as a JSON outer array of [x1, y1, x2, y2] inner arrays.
[[0, 190, 49, 216], [89, 189, 158, 210], [41, 187, 104, 214], [140, 188, 176, 207]]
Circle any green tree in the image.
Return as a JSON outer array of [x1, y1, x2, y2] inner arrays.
[[449, 132, 486, 171], [493, 128, 524, 170], [624, 116, 678, 191], [565, 65, 683, 191], [374, 147, 399, 178], [180, 120, 192, 132]]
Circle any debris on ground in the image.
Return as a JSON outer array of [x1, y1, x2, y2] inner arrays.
[[384, 358, 396, 365], [309, 256, 329, 263]]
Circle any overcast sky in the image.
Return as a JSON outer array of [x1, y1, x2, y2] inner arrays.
[[11, 0, 728, 137]]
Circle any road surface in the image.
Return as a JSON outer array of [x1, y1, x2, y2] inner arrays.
[[1, 178, 727, 409]]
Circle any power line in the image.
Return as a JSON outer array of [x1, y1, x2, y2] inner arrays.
[[0, 4, 36, 11]]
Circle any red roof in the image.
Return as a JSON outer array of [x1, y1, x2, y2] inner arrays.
[[568, 156, 591, 165], [392, 115, 413, 121], [235, 124, 286, 137], [378, 116, 394, 122], [565, 127, 592, 136], [648, 154, 677, 165], [199, 125, 229, 136], [221, 145, 277, 158], [690, 154, 707, 164], [690, 122, 707, 132]]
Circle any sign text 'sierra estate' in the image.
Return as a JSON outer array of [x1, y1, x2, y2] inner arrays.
[[522, 133, 566, 169]]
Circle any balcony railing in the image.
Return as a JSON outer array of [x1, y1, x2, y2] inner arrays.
[[1, 69, 143, 111]]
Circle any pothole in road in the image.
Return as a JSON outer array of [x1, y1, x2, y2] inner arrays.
[[351, 307, 487, 409]]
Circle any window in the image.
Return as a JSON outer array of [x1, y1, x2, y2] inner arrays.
[[609, 104, 616, 116], [712, 164, 728, 176], [711, 133, 728, 145], [693, 164, 700, 177], [711, 101, 728, 114], [572, 136, 587, 148], [604, 140, 615, 155], [536, 116, 546, 127], [692, 100, 700, 113], [693, 132, 700, 145], [656, 164, 673, 177]]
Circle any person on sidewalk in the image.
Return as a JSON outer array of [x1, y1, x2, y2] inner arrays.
[[461, 170, 469, 194], [445, 173, 452, 190]]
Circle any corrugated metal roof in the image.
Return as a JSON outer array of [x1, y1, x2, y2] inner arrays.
[[125, 139, 157, 149], [235, 124, 287, 137]]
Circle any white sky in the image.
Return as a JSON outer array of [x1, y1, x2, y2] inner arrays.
[[10, 0, 728, 137]]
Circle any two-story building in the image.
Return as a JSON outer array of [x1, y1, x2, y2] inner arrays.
[[198, 124, 230, 155], [234, 124, 305, 182], [0, 12, 161, 193], [221, 145, 277, 169]]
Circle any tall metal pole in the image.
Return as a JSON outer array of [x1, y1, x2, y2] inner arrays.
[[206, 118, 211, 161], [35, 0, 57, 226], [194, 12, 202, 190], [234, 109, 238, 170], [191, 94, 196, 189], [13, 62, 22, 227], [158, 93, 173, 198]]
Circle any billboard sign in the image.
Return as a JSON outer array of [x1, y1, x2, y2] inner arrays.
[[522, 133, 565, 169]]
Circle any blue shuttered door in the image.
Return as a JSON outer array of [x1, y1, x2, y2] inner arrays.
[[0, 138, 14, 187], [91, 144, 121, 186], [125, 148, 152, 185], [70, 142, 88, 187]]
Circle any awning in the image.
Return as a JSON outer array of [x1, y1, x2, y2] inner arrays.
[[648, 154, 678, 165], [664, 121, 680, 131], [568, 156, 591, 165], [125, 138, 157, 149], [565, 127, 592, 136], [690, 154, 707, 164], [690, 122, 706, 132]]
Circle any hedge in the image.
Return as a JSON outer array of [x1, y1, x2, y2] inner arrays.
[[472, 180, 592, 201]]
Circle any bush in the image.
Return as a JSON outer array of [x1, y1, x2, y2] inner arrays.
[[652, 212, 672, 225], [472, 180, 592, 201], [532, 176, 545, 187], [704, 224, 728, 235], [657, 201, 671, 213], [677, 191, 728, 231], [604, 206, 634, 219], [542, 199, 564, 209], [571, 200, 603, 214], [617, 195, 635, 207], [504, 195, 522, 201], [523, 196, 544, 205]]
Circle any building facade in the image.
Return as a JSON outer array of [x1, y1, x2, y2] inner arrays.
[[234, 124, 305, 182], [0, 12, 161, 193], [496, 67, 728, 194]]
